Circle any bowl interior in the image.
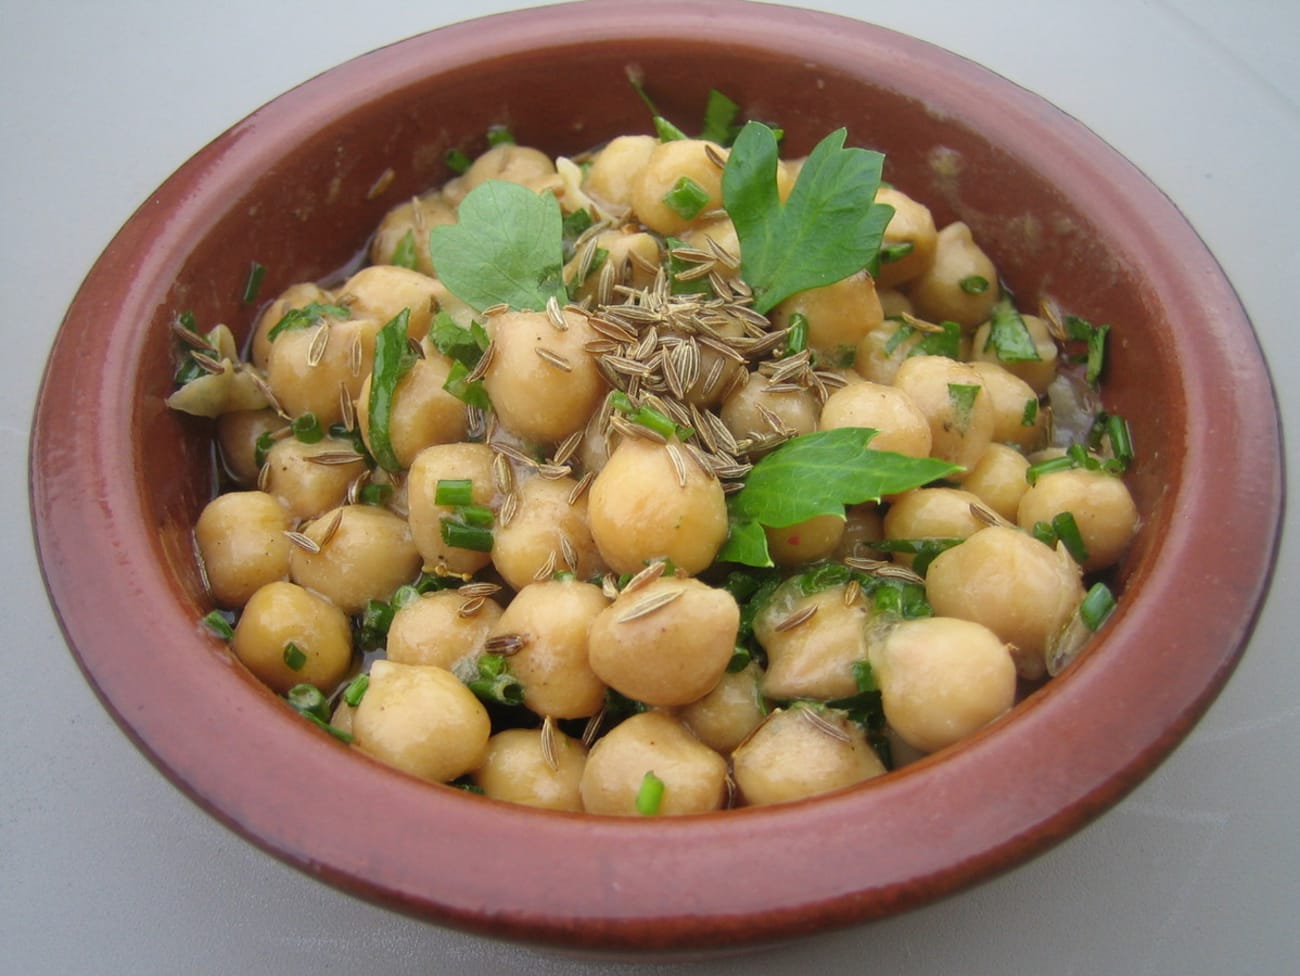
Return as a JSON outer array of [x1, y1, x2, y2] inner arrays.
[[30, 0, 1281, 953]]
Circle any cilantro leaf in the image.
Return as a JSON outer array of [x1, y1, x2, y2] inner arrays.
[[723, 122, 893, 314], [427, 180, 567, 313]]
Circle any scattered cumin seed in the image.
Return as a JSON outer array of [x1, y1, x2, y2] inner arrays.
[[457, 596, 486, 617], [545, 295, 568, 330], [190, 351, 226, 375], [465, 340, 495, 383], [532, 550, 558, 581], [485, 633, 527, 656], [284, 530, 320, 553], [553, 430, 583, 467], [617, 587, 684, 623], [306, 451, 367, 466], [774, 604, 819, 633], [666, 442, 689, 488], [540, 716, 560, 772], [799, 706, 852, 743], [458, 582, 502, 599], [535, 347, 574, 372], [567, 470, 594, 505], [622, 560, 667, 595]]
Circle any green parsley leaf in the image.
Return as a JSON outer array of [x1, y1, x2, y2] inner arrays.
[[984, 297, 1042, 363], [391, 229, 418, 270], [428, 180, 567, 313], [699, 88, 742, 145], [367, 308, 416, 472], [723, 122, 892, 314], [266, 302, 351, 342]]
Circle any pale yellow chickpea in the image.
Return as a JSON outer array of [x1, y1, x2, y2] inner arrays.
[[565, 228, 660, 303], [680, 214, 741, 270], [764, 514, 847, 568], [583, 134, 658, 214], [877, 288, 914, 319], [490, 578, 609, 720], [906, 221, 1001, 329], [351, 660, 491, 783], [771, 271, 885, 367], [959, 443, 1031, 522], [405, 442, 497, 576], [720, 372, 820, 456], [971, 314, 1059, 395], [472, 727, 587, 811], [587, 436, 728, 576], [818, 379, 932, 459], [854, 318, 926, 385], [678, 316, 748, 409], [482, 308, 609, 445], [264, 315, 383, 427], [588, 576, 739, 708], [386, 589, 503, 671], [1017, 467, 1140, 573], [868, 616, 1016, 754], [338, 265, 441, 342], [368, 191, 457, 277], [250, 282, 334, 370], [882, 487, 986, 568], [892, 355, 994, 472], [214, 408, 282, 487], [874, 185, 938, 289], [677, 661, 767, 753], [732, 705, 886, 807], [195, 491, 293, 609], [579, 710, 727, 816], [262, 434, 368, 521], [355, 348, 469, 470], [444, 143, 562, 206], [231, 580, 352, 694], [630, 139, 728, 236], [968, 361, 1049, 451], [755, 581, 870, 702], [926, 525, 1086, 680], [490, 474, 607, 591], [288, 504, 422, 615]]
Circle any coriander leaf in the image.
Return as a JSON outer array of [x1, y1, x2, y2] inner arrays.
[[699, 88, 742, 145], [723, 122, 892, 314], [984, 296, 1042, 363], [367, 308, 416, 472], [428, 180, 567, 313], [266, 302, 351, 342], [731, 428, 962, 528]]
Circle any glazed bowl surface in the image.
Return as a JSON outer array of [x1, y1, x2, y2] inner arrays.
[[28, 0, 1282, 953]]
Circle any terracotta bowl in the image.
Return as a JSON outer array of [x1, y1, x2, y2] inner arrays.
[[29, 0, 1282, 955]]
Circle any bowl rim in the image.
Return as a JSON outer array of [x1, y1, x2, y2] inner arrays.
[[28, 0, 1284, 952]]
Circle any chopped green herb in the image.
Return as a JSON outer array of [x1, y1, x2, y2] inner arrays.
[[265, 302, 351, 342], [785, 313, 810, 356], [1051, 511, 1090, 564], [722, 122, 892, 313], [1064, 315, 1111, 385], [358, 483, 393, 507], [635, 770, 665, 816], [959, 274, 990, 295], [283, 642, 307, 671], [253, 430, 275, 468], [611, 391, 693, 441], [947, 383, 982, 432], [1021, 398, 1040, 427], [1080, 582, 1117, 631], [366, 308, 417, 472], [1025, 454, 1077, 485], [445, 148, 472, 174], [662, 175, 711, 221], [464, 654, 524, 706], [883, 319, 962, 360], [700, 88, 742, 145], [666, 236, 713, 296], [443, 359, 492, 410], [286, 683, 329, 722], [440, 517, 494, 552], [242, 261, 266, 303], [1106, 413, 1135, 469], [291, 412, 324, 444], [391, 229, 418, 270], [434, 478, 474, 507], [486, 124, 515, 147], [880, 241, 915, 264], [726, 645, 754, 673], [872, 537, 965, 575], [201, 609, 235, 641], [983, 297, 1042, 363]]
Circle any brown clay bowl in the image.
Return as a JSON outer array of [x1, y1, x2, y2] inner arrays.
[[28, 0, 1282, 954]]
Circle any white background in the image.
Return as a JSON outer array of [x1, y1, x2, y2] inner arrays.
[[4, 1, 1297, 973]]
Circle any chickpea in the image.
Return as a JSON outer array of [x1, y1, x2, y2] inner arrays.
[[194, 491, 292, 609], [755, 581, 870, 701], [925, 525, 1086, 680], [490, 579, 609, 720], [338, 265, 441, 342], [877, 288, 914, 320], [386, 589, 503, 671], [834, 504, 885, 561], [262, 434, 368, 521], [406, 442, 497, 576], [579, 710, 728, 816], [355, 348, 469, 470], [677, 661, 767, 754], [231, 581, 352, 694], [818, 380, 932, 459], [589, 575, 739, 707], [482, 309, 609, 444], [869, 616, 1016, 754], [1017, 468, 1140, 573], [215, 408, 281, 486], [351, 660, 491, 783], [264, 315, 383, 427], [490, 474, 606, 591], [473, 727, 587, 812], [906, 221, 1000, 329], [970, 314, 1059, 395], [882, 487, 986, 568], [969, 361, 1048, 451], [771, 271, 885, 367], [679, 315, 748, 409], [368, 191, 457, 277], [565, 229, 660, 304], [288, 504, 422, 615], [444, 143, 562, 205], [891, 355, 994, 471], [583, 134, 658, 214], [720, 372, 819, 456], [630, 139, 728, 236], [680, 215, 741, 269], [250, 281, 334, 370], [588, 437, 728, 576], [732, 705, 886, 807], [874, 186, 938, 289], [764, 514, 846, 568], [959, 443, 1031, 522]]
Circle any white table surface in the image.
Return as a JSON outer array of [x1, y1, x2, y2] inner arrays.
[[5, 1, 1296, 973]]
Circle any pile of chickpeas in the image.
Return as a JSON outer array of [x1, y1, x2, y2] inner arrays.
[[174, 128, 1140, 815]]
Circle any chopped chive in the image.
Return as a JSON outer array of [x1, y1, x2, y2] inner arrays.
[[653, 116, 688, 142], [361, 598, 396, 637], [662, 176, 710, 220], [726, 646, 753, 673], [1025, 454, 1076, 485], [466, 654, 525, 706], [435, 478, 474, 507], [457, 504, 495, 529], [342, 674, 370, 708], [440, 517, 494, 552], [391, 229, 418, 270], [959, 274, 990, 294], [254, 430, 275, 468], [1080, 582, 1117, 631], [358, 483, 393, 507], [445, 148, 472, 174], [785, 313, 809, 356], [303, 711, 355, 743], [851, 659, 879, 693], [283, 642, 307, 671], [635, 770, 665, 816], [1051, 511, 1090, 565], [1021, 397, 1040, 427], [879, 241, 915, 264], [201, 609, 235, 640], [286, 683, 328, 720], [242, 261, 266, 303], [291, 412, 324, 444], [486, 124, 515, 147], [1106, 413, 1134, 468], [1065, 315, 1111, 385], [1031, 519, 1058, 548], [612, 391, 691, 440]]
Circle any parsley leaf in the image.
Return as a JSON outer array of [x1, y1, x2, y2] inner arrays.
[[722, 122, 893, 314], [367, 308, 417, 472], [983, 296, 1042, 363], [427, 180, 567, 313]]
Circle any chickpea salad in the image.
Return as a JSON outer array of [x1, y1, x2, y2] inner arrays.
[[169, 86, 1139, 815]]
